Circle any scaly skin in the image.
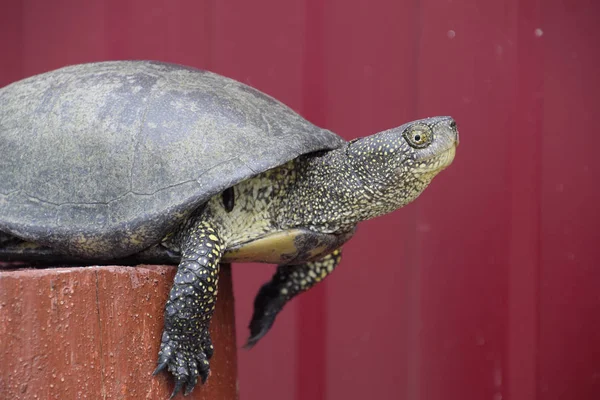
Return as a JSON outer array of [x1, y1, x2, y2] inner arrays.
[[156, 116, 458, 397], [154, 222, 223, 397]]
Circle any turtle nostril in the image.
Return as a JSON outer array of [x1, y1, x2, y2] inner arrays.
[[449, 120, 459, 146]]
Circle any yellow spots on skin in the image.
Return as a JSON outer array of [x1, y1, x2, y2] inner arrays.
[[161, 118, 455, 370]]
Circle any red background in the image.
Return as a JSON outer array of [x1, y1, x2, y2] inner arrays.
[[1, 1, 599, 399]]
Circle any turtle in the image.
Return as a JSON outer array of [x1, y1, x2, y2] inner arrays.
[[0, 61, 458, 397]]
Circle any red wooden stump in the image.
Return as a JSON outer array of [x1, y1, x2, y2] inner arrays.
[[0, 264, 238, 399]]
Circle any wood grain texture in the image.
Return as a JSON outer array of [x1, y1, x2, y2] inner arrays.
[[0, 264, 237, 400]]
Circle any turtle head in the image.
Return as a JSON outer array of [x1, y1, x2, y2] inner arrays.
[[346, 116, 458, 217]]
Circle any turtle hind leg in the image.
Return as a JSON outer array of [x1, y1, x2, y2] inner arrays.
[[245, 249, 342, 348], [154, 221, 224, 398]]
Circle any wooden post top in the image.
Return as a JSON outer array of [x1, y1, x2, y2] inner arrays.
[[0, 264, 238, 399]]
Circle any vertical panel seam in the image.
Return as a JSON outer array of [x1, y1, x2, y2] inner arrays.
[[411, 0, 423, 399], [507, 0, 543, 398]]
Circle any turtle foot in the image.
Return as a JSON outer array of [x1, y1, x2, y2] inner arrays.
[[154, 330, 213, 397], [245, 281, 285, 349]]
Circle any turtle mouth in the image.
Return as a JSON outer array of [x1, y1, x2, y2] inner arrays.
[[412, 144, 456, 176]]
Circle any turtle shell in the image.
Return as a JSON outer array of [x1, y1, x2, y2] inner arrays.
[[0, 61, 344, 258]]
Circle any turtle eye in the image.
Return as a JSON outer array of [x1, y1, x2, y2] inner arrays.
[[404, 125, 432, 149]]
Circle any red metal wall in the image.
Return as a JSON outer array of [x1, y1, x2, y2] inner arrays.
[[1, 1, 599, 399]]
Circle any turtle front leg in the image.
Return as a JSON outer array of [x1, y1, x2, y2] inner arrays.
[[245, 249, 342, 348], [154, 221, 224, 398]]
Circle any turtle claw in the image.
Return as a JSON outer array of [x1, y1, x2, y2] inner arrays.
[[170, 378, 185, 399], [153, 360, 168, 376], [244, 330, 267, 350], [184, 372, 203, 396], [183, 384, 195, 397], [244, 314, 275, 349]]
